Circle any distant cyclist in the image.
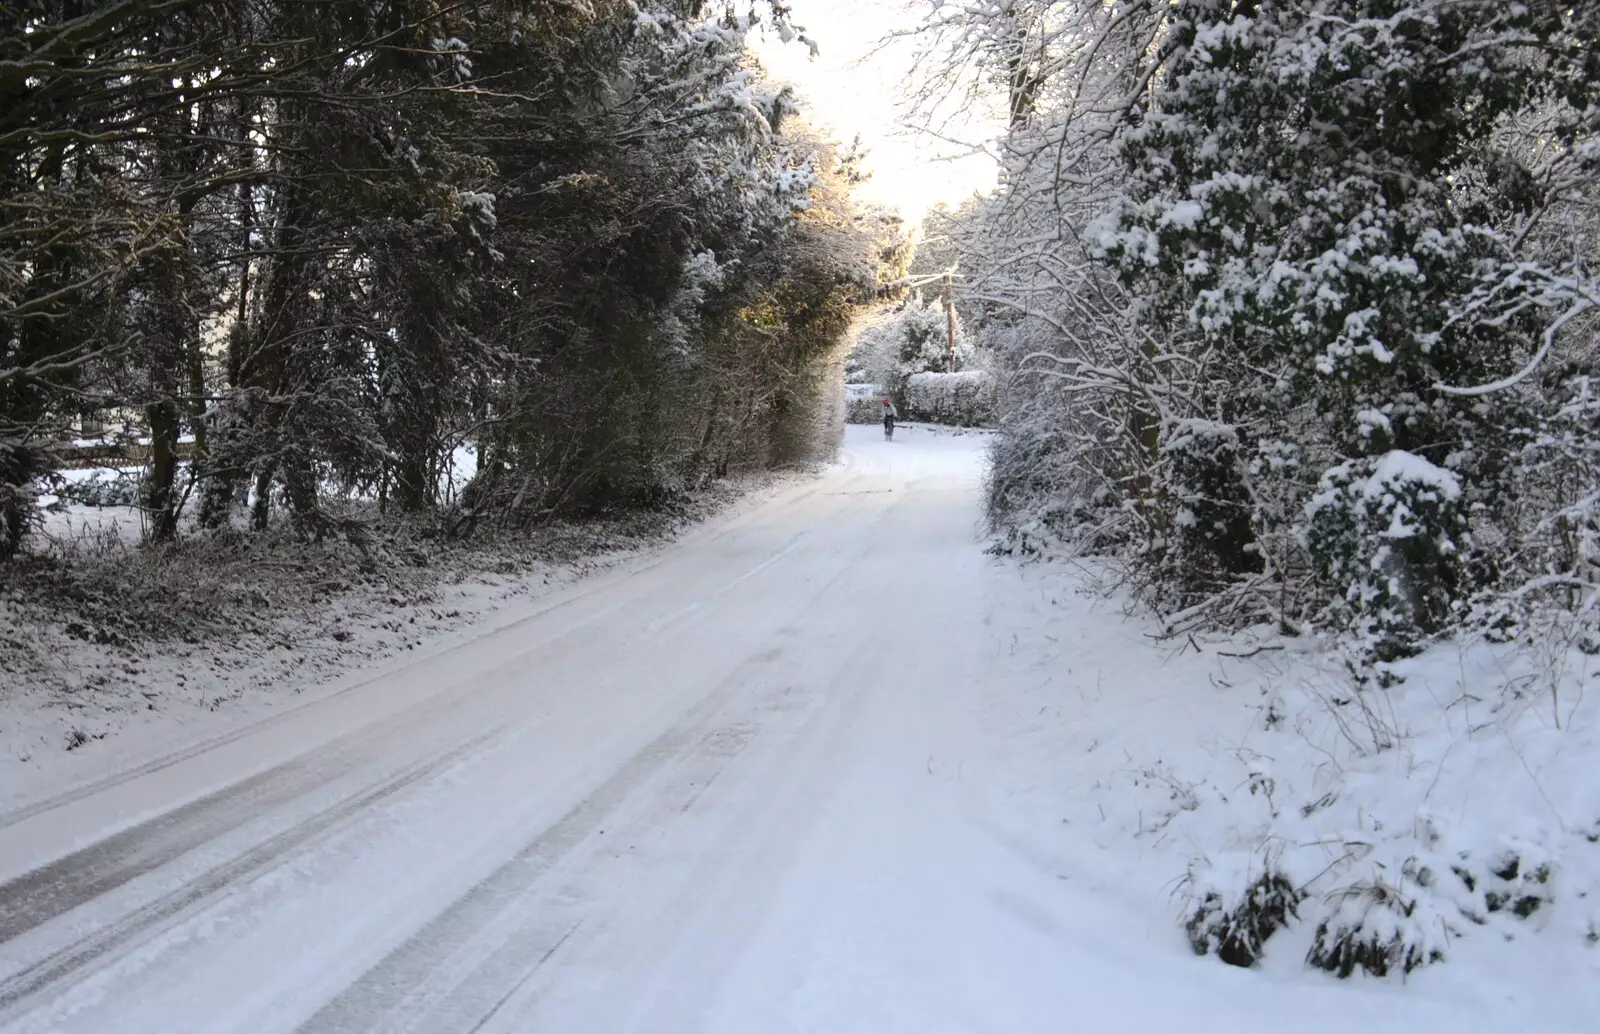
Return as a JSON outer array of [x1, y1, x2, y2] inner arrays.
[[881, 397, 898, 440]]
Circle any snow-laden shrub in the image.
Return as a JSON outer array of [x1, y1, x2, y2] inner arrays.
[[1183, 854, 1304, 968], [903, 371, 995, 427], [1306, 452, 1468, 666], [845, 396, 884, 424], [1468, 373, 1600, 654], [1168, 756, 1580, 979], [1306, 872, 1451, 978], [1085, 616, 1600, 981], [1166, 756, 1583, 978], [1334, 829, 1563, 975], [852, 293, 973, 399], [1161, 419, 1259, 604], [945, 0, 1600, 649], [982, 313, 1143, 559], [844, 383, 886, 424], [55, 471, 143, 509], [1298, 828, 1559, 979]]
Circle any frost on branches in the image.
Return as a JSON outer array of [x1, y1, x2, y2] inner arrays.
[[1, 0, 885, 552], [850, 293, 974, 400], [923, 0, 1600, 655], [904, 0, 1600, 983], [1090, 0, 1599, 649]]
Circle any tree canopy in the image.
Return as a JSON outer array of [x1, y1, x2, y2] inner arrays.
[[1, 0, 903, 555]]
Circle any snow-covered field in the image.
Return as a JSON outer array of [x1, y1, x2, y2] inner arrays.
[[0, 425, 1595, 1032]]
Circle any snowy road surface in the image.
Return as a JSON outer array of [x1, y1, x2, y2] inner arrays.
[[0, 427, 1566, 1033]]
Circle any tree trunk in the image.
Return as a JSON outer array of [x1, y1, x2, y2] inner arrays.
[[392, 452, 431, 513], [283, 458, 322, 540], [945, 273, 957, 371], [145, 399, 181, 541], [185, 331, 208, 458], [199, 177, 256, 530], [251, 462, 275, 531], [1005, 17, 1043, 130]]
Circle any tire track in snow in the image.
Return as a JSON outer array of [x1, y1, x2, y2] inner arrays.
[[0, 436, 914, 1033], [476, 513, 911, 1034], [0, 462, 855, 834], [490, 647, 877, 1034], [0, 460, 864, 832], [0, 510, 828, 905], [298, 494, 907, 1034], [0, 676, 519, 940], [3, 470, 878, 1000], [0, 754, 349, 944], [295, 646, 792, 1034], [0, 730, 501, 1018]]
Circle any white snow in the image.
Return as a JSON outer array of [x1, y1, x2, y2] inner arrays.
[[34, 464, 148, 543], [1160, 199, 1205, 230], [1366, 449, 1463, 502], [0, 427, 1595, 1032]]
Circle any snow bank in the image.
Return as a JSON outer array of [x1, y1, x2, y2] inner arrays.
[[985, 559, 1600, 1011]]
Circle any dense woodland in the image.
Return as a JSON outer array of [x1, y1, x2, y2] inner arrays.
[[910, 0, 1600, 675], [0, 0, 906, 559]]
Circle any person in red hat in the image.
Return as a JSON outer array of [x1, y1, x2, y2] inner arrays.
[[881, 397, 898, 440]]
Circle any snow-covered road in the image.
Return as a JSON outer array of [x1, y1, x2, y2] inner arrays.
[[0, 426, 1580, 1034], [0, 426, 1021, 1033]]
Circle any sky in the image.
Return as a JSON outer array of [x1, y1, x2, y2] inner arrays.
[[751, 0, 1000, 224]]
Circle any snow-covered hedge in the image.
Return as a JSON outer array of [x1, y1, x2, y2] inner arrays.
[[51, 469, 145, 509], [851, 295, 973, 399], [846, 395, 885, 425], [996, 562, 1600, 986], [903, 371, 996, 427], [1161, 419, 1257, 604]]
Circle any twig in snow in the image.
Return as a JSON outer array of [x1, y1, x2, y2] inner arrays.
[[1218, 644, 1284, 659]]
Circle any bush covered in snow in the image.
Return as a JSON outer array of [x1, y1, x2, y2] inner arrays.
[[850, 294, 975, 403], [1183, 859, 1304, 968], [904, 0, 1600, 984], [1146, 630, 1597, 980], [917, 0, 1600, 654], [845, 394, 886, 425], [51, 469, 156, 509], [1306, 453, 1470, 669], [1160, 420, 1259, 606], [903, 371, 995, 427]]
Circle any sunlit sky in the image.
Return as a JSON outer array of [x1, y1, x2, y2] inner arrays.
[[751, 0, 1000, 224]]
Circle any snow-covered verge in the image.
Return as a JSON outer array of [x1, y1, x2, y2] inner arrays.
[[982, 559, 1600, 1018], [0, 468, 811, 810]]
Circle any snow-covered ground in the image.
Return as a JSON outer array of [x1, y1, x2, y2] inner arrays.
[[1, 469, 800, 807], [0, 425, 1595, 1032]]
